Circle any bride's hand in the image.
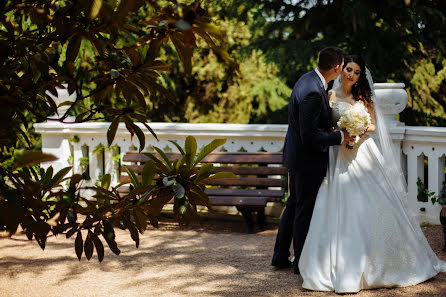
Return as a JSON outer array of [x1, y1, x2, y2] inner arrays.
[[359, 128, 369, 138], [342, 130, 356, 144]]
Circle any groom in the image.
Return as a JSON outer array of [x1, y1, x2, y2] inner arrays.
[[272, 47, 354, 274]]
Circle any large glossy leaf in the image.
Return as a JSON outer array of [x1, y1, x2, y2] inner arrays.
[[130, 113, 158, 141], [168, 140, 185, 155], [84, 231, 94, 260], [102, 220, 120, 255], [128, 119, 145, 152], [133, 208, 147, 233], [66, 36, 82, 63], [125, 166, 140, 187], [123, 215, 139, 248], [41, 166, 53, 188], [184, 136, 197, 168], [47, 166, 72, 190], [170, 33, 193, 74], [195, 163, 214, 180], [141, 160, 155, 186], [187, 188, 210, 208], [90, 0, 103, 19], [144, 153, 170, 175], [34, 221, 51, 250], [13, 151, 57, 170], [152, 146, 172, 169], [107, 116, 120, 146], [202, 171, 237, 181], [194, 139, 226, 166], [91, 232, 104, 262], [114, 0, 135, 22], [66, 224, 79, 239], [75, 230, 83, 260]]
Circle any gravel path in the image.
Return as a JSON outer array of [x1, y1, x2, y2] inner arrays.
[[1, 213, 445, 297]]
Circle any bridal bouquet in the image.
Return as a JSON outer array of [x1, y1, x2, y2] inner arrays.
[[337, 101, 371, 149]]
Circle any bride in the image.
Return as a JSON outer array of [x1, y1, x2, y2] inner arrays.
[[298, 55, 446, 293]]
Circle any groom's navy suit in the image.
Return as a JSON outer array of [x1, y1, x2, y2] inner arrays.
[[273, 70, 342, 271]]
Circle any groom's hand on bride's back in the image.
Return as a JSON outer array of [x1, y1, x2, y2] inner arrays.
[[342, 131, 356, 143]]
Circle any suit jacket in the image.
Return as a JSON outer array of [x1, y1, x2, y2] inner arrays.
[[283, 70, 341, 177]]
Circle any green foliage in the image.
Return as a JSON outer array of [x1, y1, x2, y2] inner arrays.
[[93, 143, 105, 155], [417, 177, 446, 206], [1, 0, 236, 150], [0, 1, 237, 260], [124, 136, 235, 225], [146, 6, 291, 123], [219, 0, 446, 126]]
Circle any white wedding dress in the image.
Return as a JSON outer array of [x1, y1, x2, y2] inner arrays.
[[298, 101, 446, 293]]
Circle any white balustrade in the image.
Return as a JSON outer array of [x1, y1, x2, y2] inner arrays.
[[34, 83, 446, 224]]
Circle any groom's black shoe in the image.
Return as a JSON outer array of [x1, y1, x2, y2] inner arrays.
[[271, 257, 292, 269], [293, 266, 300, 275]]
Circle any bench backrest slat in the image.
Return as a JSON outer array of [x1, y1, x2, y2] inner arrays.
[[123, 152, 283, 164], [205, 188, 284, 198], [206, 178, 286, 187], [121, 165, 287, 176]]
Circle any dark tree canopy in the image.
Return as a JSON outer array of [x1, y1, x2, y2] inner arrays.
[[0, 0, 236, 260], [219, 0, 446, 124]]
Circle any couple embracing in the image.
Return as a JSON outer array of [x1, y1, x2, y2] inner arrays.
[[272, 47, 446, 293]]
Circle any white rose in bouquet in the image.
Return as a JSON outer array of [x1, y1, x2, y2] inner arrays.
[[337, 101, 371, 149]]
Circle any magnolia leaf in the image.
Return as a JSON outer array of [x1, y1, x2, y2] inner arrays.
[[114, 0, 135, 22], [141, 160, 155, 186], [107, 116, 120, 146], [203, 171, 237, 181], [129, 120, 145, 152], [66, 224, 79, 239], [90, 0, 103, 19], [123, 215, 139, 248], [143, 153, 170, 174], [75, 230, 83, 261], [152, 146, 172, 169], [48, 166, 72, 189], [66, 36, 82, 63], [194, 139, 226, 166], [196, 163, 214, 179], [130, 113, 158, 141], [133, 208, 147, 233], [13, 151, 57, 170], [125, 166, 140, 187], [91, 232, 104, 262], [102, 220, 121, 255], [84, 232, 94, 260], [170, 33, 192, 74], [184, 136, 197, 168], [168, 140, 185, 155]]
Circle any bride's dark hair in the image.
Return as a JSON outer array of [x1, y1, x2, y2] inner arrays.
[[343, 55, 373, 103]]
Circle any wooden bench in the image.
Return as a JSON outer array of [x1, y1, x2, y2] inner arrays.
[[120, 152, 287, 233]]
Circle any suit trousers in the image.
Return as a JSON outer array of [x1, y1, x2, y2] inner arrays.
[[273, 170, 324, 267]]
